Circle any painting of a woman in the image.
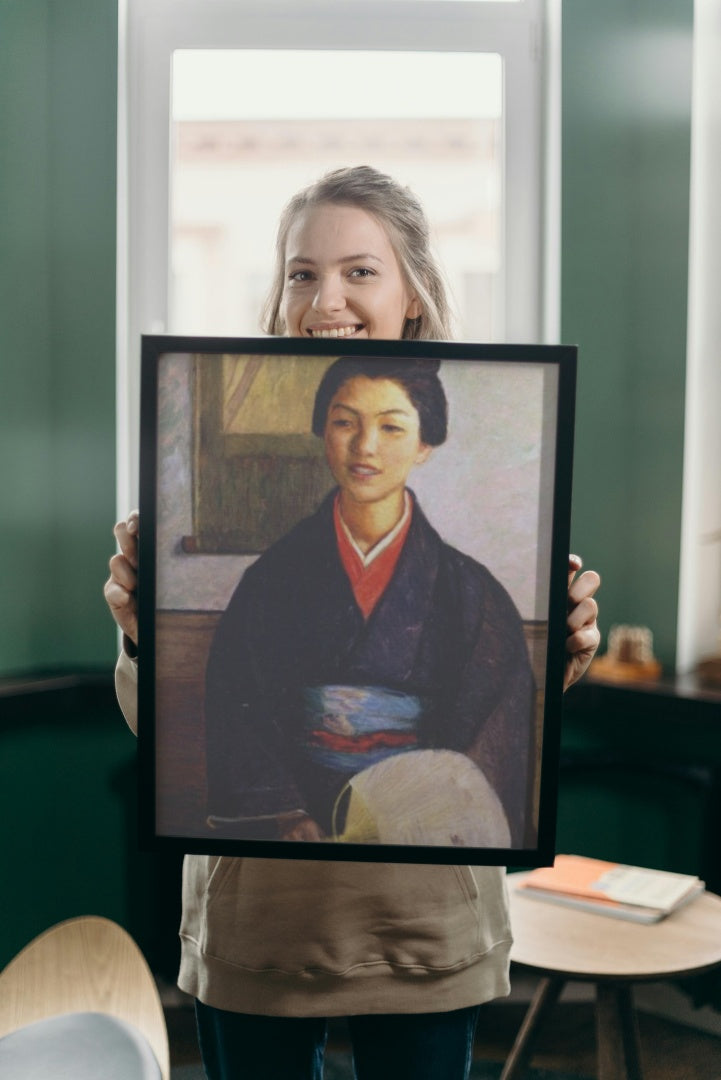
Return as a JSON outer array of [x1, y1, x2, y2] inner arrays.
[[203, 354, 536, 849]]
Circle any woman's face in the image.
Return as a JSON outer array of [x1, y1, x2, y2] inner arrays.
[[324, 376, 432, 508], [281, 203, 421, 340]]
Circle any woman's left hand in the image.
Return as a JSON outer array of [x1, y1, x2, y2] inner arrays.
[[564, 555, 601, 691], [279, 813, 326, 842]]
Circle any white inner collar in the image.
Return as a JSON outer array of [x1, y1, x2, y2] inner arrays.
[[338, 491, 411, 568]]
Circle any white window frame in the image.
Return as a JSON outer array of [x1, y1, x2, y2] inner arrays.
[[676, 0, 721, 674], [117, 0, 558, 511]]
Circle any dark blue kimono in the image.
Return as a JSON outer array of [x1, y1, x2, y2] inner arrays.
[[204, 490, 536, 847]]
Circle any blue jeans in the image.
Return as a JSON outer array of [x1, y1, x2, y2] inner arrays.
[[195, 1000, 481, 1080]]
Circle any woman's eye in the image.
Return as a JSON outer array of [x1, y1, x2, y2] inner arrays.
[[349, 267, 375, 279], [382, 424, 404, 434], [331, 419, 353, 429], [288, 270, 313, 283]]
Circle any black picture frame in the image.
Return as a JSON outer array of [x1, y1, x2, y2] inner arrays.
[[138, 335, 576, 866]]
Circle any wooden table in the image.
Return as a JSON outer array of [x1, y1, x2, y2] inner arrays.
[[503, 873, 721, 1080]]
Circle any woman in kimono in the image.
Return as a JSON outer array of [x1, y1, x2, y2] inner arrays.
[[204, 354, 535, 849], [106, 166, 601, 1080]]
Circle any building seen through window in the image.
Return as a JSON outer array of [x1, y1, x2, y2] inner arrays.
[[170, 50, 503, 341]]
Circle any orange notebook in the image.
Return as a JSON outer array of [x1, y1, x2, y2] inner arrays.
[[516, 854, 704, 923]]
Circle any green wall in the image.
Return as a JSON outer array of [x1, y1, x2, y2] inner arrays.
[[0, 0, 118, 676], [0, 0, 141, 969], [558, 686, 721, 883], [1, 683, 183, 974], [562, 0, 693, 669]]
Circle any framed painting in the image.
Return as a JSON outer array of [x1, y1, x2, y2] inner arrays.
[[137, 335, 576, 866]]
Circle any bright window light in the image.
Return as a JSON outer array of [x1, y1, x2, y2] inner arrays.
[[170, 50, 504, 341], [173, 50, 502, 121]]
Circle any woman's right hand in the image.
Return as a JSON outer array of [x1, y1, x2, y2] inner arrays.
[[103, 510, 140, 646]]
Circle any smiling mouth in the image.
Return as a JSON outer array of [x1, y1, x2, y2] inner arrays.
[[308, 324, 364, 339], [349, 465, 380, 477]]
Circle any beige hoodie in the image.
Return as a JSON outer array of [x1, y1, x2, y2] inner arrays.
[[116, 650, 512, 1016]]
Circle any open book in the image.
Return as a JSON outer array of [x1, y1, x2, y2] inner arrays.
[[516, 854, 705, 923]]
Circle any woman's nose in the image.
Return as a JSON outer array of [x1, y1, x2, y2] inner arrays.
[[312, 274, 345, 315], [352, 424, 378, 455]]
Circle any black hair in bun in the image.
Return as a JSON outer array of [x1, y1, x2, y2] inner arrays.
[[312, 355, 447, 446]]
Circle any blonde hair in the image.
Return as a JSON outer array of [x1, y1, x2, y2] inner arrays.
[[261, 166, 454, 341]]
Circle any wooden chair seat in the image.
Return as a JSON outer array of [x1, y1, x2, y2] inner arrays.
[[0, 916, 169, 1079]]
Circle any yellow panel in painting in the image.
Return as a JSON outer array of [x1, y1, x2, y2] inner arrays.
[[222, 354, 335, 435]]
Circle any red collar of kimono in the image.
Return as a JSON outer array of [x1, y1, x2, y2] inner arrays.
[[333, 492, 413, 620]]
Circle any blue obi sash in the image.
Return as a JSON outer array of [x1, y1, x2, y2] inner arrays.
[[301, 685, 422, 775]]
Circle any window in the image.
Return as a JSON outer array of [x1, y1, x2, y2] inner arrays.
[[170, 50, 504, 342], [118, 0, 556, 509]]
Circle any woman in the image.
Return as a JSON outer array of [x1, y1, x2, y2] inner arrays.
[[106, 166, 601, 1080], [204, 354, 533, 850]]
